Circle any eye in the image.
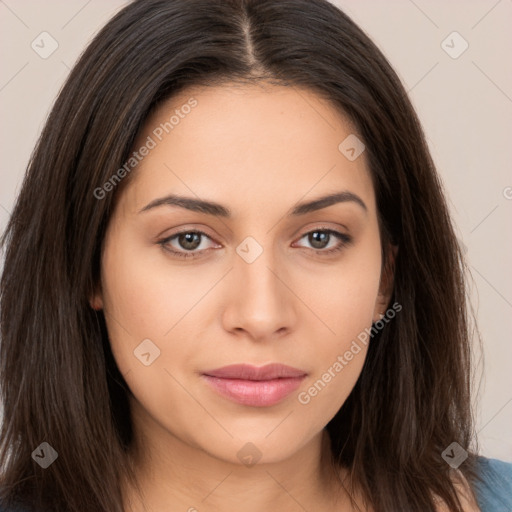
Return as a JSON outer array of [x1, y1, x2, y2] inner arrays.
[[158, 230, 220, 259], [158, 227, 352, 260], [293, 228, 352, 255]]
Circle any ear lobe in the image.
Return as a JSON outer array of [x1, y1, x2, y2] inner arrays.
[[89, 296, 103, 311], [89, 282, 104, 311], [373, 244, 398, 322]]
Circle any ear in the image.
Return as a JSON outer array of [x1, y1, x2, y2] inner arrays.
[[89, 281, 104, 311], [372, 243, 398, 322]]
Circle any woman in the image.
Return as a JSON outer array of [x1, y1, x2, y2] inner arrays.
[[1, 0, 511, 510]]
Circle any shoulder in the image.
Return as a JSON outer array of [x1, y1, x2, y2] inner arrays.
[[434, 456, 512, 512], [471, 456, 512, 511]]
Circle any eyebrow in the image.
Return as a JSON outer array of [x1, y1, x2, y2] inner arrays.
[[138, 191, 367, 217]]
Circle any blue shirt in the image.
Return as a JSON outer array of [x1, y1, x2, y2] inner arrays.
[[1, 456, 511, 511], [473, 456, 512, 510]]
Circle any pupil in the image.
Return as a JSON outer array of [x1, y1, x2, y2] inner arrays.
[[310, 231, 329, 249], [179, 232, 201, 250]]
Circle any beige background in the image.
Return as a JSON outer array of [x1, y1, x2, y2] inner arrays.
[[0, 1, 511, 461]]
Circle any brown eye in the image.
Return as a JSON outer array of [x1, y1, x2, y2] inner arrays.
[[158, 230, 219, 259], [308, 231, 330, 249], [294, 228, 352, 255], [177, 232, 202, 251]]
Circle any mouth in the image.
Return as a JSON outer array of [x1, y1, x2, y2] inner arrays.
[[201, 363, 308, 407]]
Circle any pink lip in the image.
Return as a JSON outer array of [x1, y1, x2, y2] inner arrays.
[[202, 364, 307, 407]]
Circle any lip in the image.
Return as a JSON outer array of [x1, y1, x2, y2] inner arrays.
[[201, 363, 307, 407]]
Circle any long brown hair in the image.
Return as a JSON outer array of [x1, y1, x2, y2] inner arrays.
[[0, 0, 483, 510]]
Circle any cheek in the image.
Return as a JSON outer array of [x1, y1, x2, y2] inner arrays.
[[292, 239, 381, 416], [100, 232, 185, 373], [99, 229, 226, 383], [298, 238, 382, 349], [294, 285, 375, 430], [297, 344, 368, 425]]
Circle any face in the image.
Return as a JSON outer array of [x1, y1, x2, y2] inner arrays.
[[92, 82, 394, 467]]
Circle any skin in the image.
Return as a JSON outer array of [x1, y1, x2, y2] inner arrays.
[[91, 82, 398, 511]]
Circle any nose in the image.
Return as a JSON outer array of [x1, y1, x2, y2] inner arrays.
[[221, 243, 297, 342]]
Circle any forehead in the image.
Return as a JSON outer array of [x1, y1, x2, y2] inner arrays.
[[119, 82, 375, 217]]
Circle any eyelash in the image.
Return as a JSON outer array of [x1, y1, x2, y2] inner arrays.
[[158, 228, 352, 260]]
